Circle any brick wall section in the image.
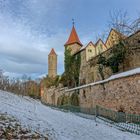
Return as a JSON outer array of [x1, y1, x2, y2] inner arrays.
[[79, 73, 140, 115], [41, 73, 140, 115]]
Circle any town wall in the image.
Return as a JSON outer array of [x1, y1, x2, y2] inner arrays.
[[41, 72, 140, 115], [78, 73, 140, 115], [41, 86, 69, 106]]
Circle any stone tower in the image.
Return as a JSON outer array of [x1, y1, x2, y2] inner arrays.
[[48, 48, 57, 78], [64, 25, 83, 55]]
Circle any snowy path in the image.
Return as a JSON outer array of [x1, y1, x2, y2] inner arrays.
[[0, 91, 139, 140]]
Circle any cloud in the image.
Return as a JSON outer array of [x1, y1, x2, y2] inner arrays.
[[0, 0, 66, 79]]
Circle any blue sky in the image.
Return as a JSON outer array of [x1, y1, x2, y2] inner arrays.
[[0, 0, 139, 79]]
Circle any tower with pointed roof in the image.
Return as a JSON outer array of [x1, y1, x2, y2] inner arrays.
[[48, 48, 57, 78], [64, 25, 83, 55]]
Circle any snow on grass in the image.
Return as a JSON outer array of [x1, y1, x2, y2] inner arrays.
[[0, 90, 140, 140], [66, 67, 140, 92]]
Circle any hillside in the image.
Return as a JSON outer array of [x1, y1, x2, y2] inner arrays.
[[0, 90, 139, 140]]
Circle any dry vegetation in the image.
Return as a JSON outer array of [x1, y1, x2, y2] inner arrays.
[[0, 113, 48, 139]]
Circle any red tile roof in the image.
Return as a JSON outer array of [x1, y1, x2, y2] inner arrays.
[[49, 48, 57, 55], [64, 26, 83, 46]]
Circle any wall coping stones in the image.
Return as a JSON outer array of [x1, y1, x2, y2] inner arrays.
[[66, 67, 140, 92]]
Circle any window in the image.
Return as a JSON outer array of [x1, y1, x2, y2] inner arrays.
[[111, 36, 114, 39], [88, 49, 92, 52], [98, 46, 102, 53], [138, 40, 140, 43]]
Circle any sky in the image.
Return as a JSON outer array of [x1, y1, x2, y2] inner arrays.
[[0, 0, 139, 79]]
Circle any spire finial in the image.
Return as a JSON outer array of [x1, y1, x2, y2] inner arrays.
[[72, 18, 75, 26]]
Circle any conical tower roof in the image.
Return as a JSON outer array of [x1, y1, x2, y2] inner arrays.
[[64, 26, 83, 46], [49, 48, 57, 55]]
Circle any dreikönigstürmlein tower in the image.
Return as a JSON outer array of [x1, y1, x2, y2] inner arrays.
[[64, 24, 83, 87], [48, 48, 57, 78], [64, 25, 83, 55]]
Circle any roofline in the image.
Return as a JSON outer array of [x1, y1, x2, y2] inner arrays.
[[105, 28, 127, 45], [64, 41, 83, 47], [88, 41, 96, 47], [64, 25, 83, 46], [73, 41, 96, 55], [95, 38, 107, 49], [48, 48, 57, 56], [126, 30, 140, 39]]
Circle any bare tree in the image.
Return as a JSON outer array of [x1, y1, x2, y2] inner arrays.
[[108, 10, 140, 35]]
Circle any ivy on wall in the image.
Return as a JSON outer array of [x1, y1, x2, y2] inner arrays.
[[70, 92, 79, 106], [97, 54, 106, 80], [57, 92, 79, 106], [107, 41, 126, 73], [63, 48, 81, 87], [97, 41, 126, 79]]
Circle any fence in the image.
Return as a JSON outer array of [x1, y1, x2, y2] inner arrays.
[[96, 105, 140, 135], [43, 103, 140, 135], [97, 105, 140, 123]]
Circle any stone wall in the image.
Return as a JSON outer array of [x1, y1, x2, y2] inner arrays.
[[41, 86, 68, 106], [41, 72, 140, 115], [123, 31, 140, 71], [66, 43, 82, 55], [78, 73, 140, 115]]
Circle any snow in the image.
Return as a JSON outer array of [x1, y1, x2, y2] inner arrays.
[[0, 90, 140, 140], [66, 67, 140, 92]]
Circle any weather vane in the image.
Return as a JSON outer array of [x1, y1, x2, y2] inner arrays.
[[72, 18, 75, 26]]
